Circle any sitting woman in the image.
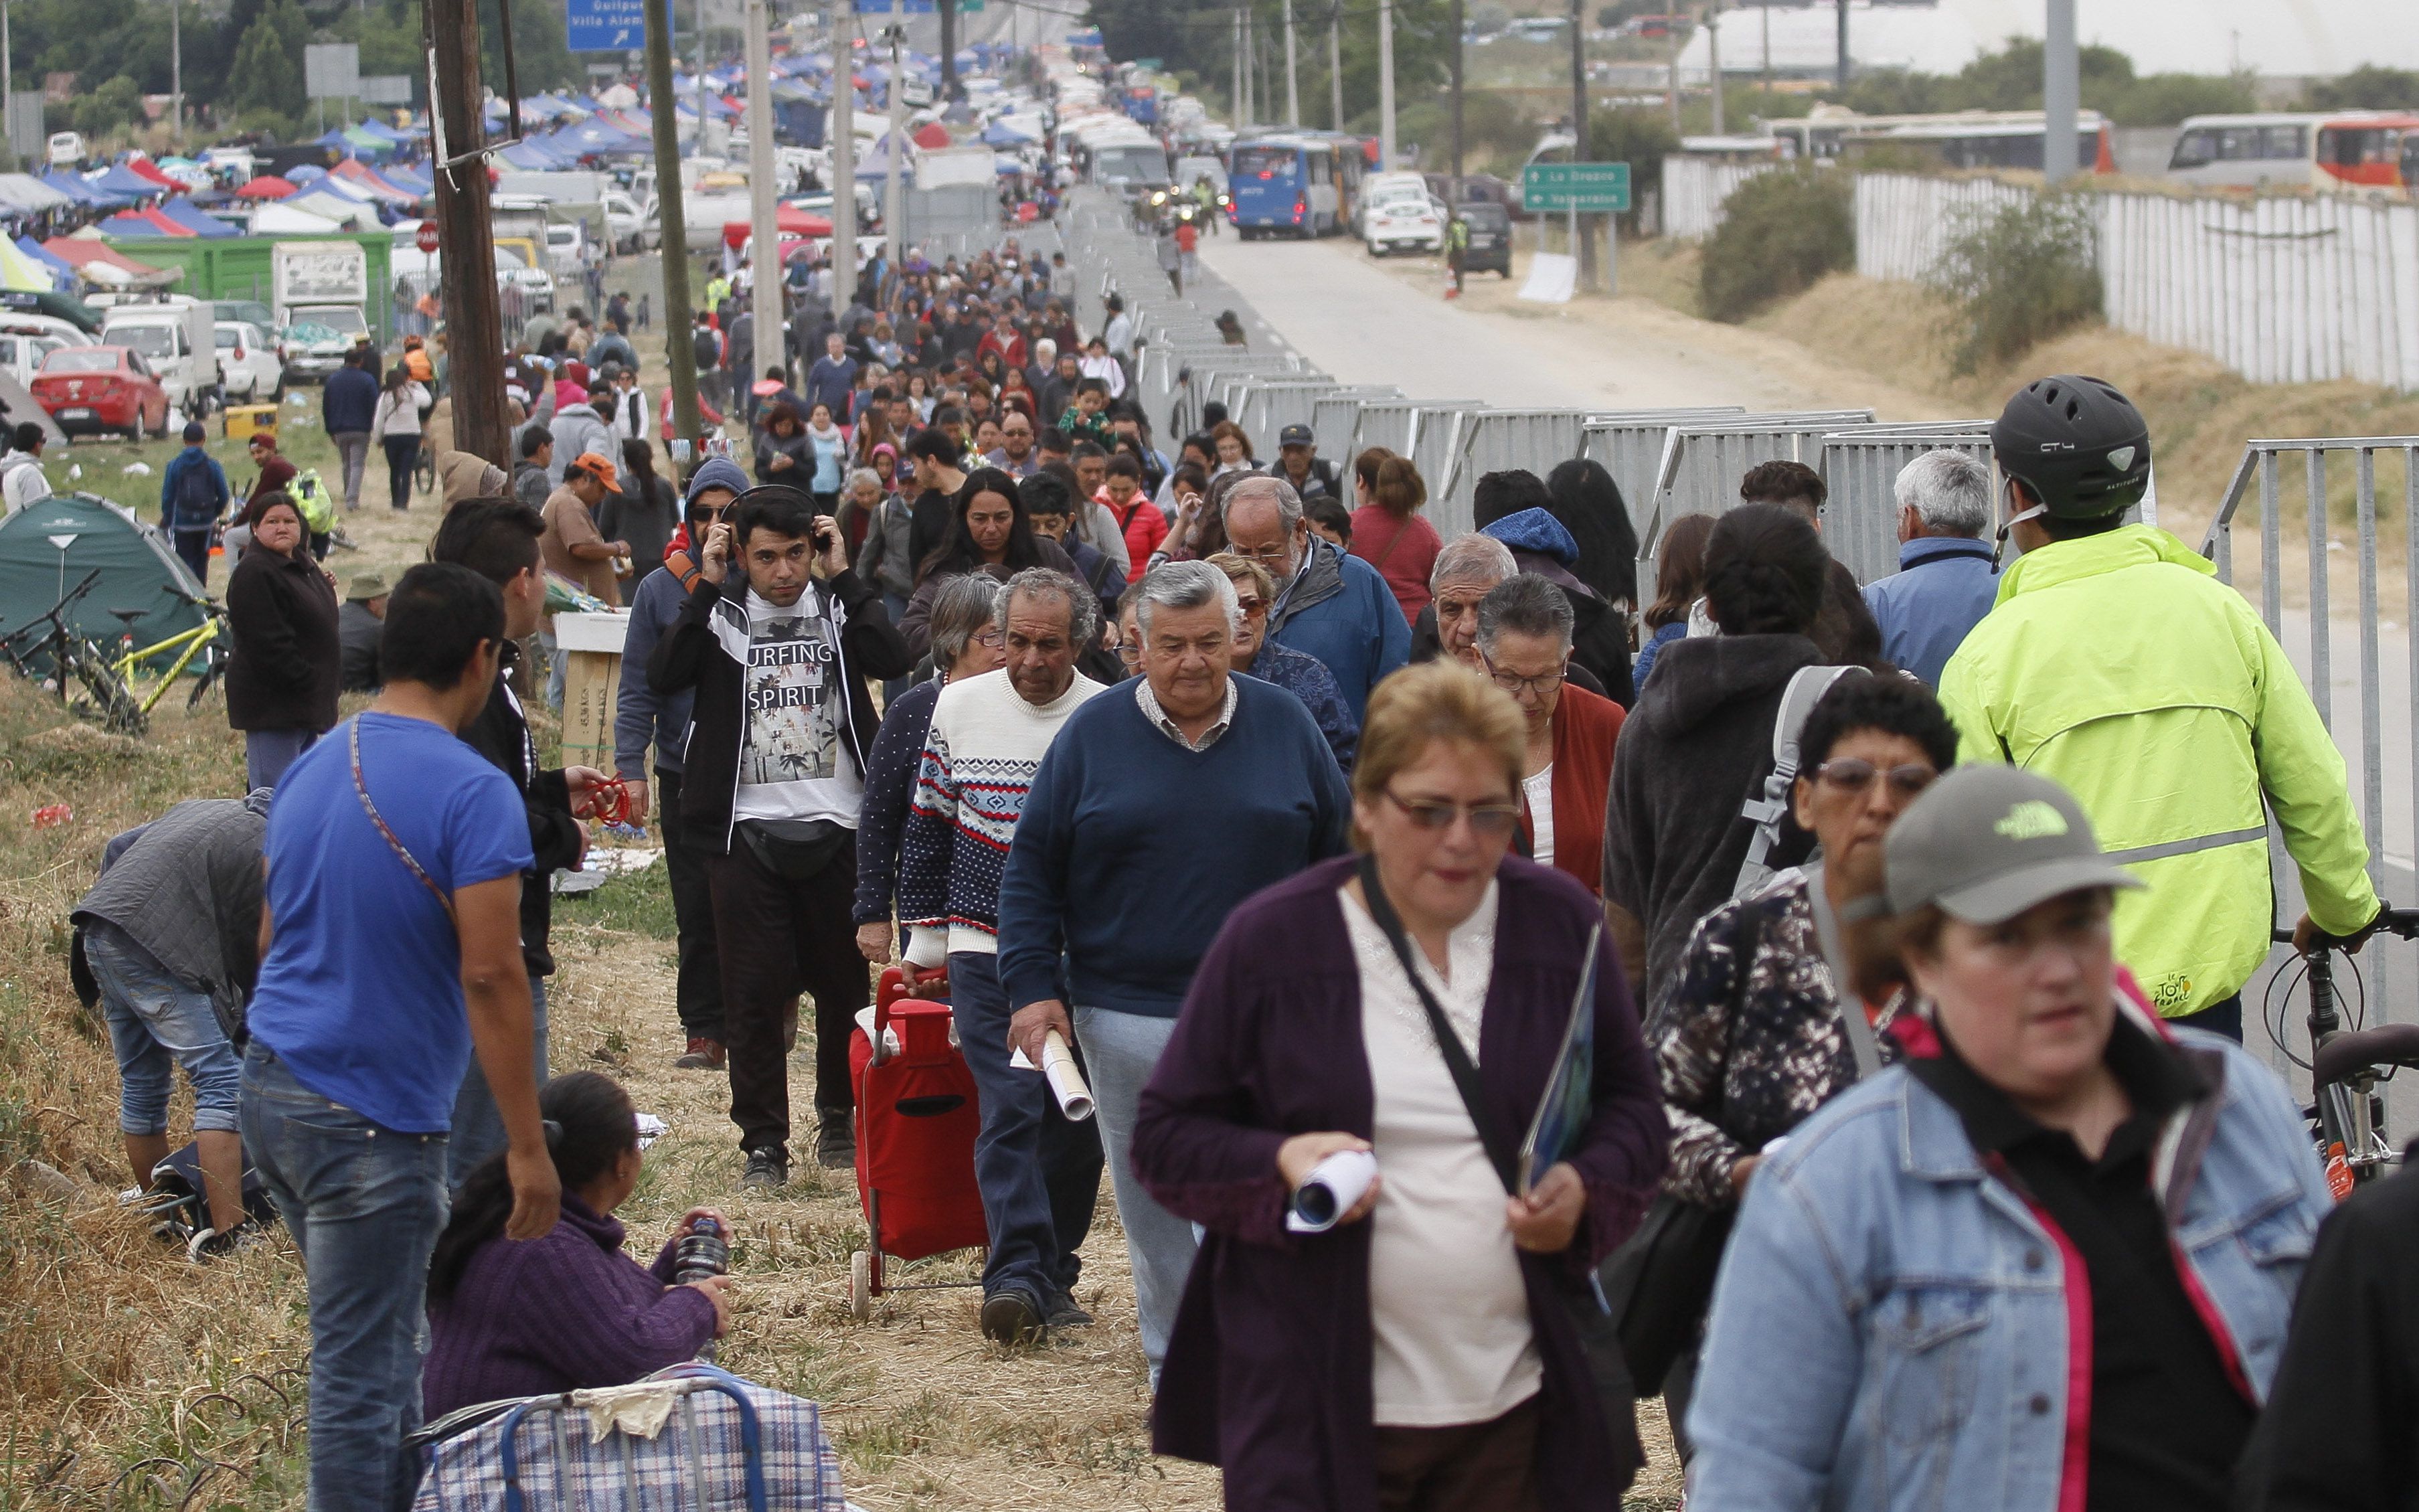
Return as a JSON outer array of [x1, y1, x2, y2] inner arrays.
[[422, 1072, 734, 1418]]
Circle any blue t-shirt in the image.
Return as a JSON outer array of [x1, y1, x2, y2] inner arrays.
[[246, 712, 535, 1133]]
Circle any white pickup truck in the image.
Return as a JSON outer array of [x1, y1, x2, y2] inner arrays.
[[98, 298, 222, 417]]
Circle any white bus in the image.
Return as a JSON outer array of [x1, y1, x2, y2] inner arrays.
[[2165, 114, 2328, 189]]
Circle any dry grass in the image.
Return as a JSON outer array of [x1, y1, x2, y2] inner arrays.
[[0, 318, 1688, 1508]]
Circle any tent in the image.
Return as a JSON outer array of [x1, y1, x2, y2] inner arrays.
[[0, 174, 73, 214], [980, 119, 1035, 147], [286, 191, 381, 230], [13, 238, 74, 288], [41, 170, 118, 207], [0, 368, 64, 445], [911, 122, 952, 149], [0, 238, 56, 290], [97, 209, 187, 238], [720, 201, 833, 250], [245, 201, 344, 234], [234, 175, 296, 199], [92, 165, 165, 201], [49, 238, 182, 289], [154, 200, 236, 238], [122, 157, 182, 191], [0, 493, 203, 663]]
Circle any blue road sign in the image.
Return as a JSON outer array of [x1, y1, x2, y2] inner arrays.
[[566, 0, 673, 53]]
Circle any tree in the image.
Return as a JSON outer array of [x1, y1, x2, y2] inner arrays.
[[2303, 66, 2419, 112], [226, 0, 307, 124], [70, 73, 143, 137]]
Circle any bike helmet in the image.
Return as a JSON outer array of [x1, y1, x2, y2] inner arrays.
[[1990, 374, 2152, 519]]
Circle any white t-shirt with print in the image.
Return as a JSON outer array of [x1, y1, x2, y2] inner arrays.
[[731, 588, 863, 827]]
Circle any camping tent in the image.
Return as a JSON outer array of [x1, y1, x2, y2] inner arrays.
[[235, 175, 297, 199], [721, 202, 833, 249], [0, 368, 65, 445], [246, 201, 344, 235], [0, 492, 204, 664]]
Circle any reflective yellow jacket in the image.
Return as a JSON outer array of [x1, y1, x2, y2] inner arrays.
[[1938, 524, 2378, 1015]]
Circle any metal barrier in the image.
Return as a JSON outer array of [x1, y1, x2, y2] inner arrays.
[[1313, 388, 1407, 460], [1410, 406, 1481, 527], [1233, 380, 1341, 445], [1436, 410, 1596, 536], [1637, 410, 1878, 548], [1817, 423, 1995, 584], [1354, 399, 1481, 476], [1580, 409, 1748, 531]]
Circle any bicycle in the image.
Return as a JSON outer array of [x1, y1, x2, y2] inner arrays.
[[104, 584, 229, 719], [0, 570, 148, 736], [2264, 908, 2419, 1192]]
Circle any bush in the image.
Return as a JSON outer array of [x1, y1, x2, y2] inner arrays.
[[1927, 193, 2103, 375], [2113, 72, 2257, 127], [1697, 165, 1853, 323], [1585, 106, 1678, 236], [2301, 66, 2419, 112], [69, 76, 143, 139]]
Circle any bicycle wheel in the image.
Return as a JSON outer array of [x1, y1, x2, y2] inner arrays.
[[70, 645, 147, 737], [185, 645, 227, 711]]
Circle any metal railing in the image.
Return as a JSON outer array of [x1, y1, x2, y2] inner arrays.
[[1634, 411, 1880, 578], [1434, 410, 1595, 537], [1579, 409, 1748, 533], [1313, 388, 1406, 460]]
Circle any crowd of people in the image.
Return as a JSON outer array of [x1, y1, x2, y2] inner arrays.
[[74, 212, 2419, 1512]]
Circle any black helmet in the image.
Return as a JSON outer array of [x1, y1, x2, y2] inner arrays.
[[1990, 374, 2151, 519]]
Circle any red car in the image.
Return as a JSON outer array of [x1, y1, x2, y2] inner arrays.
[[31, 345, 171, 440]]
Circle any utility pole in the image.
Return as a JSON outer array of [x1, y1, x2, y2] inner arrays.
[[169, 0, 181, 144], [1667, 19, 1680, 134], [1448, 0, 1463, 177], [832, 16, 854, 307], [2042, 0, 2077, 184], [938, 0, 956, 101], [883, 7, 902, 269], [1835, 0, 1848, 93], [1242, 7, 1254, 126], [423, 0, 507, 465], [3, 0, 12, 169], [1706, 1, 1721, 135], [745, 0, 778, 384], [1378, 0, 1396, 170], [1570, 0, 1592, 291], [1232, 7, 1244, 124], [1327, 4, 1341, 131], [646, 0, 701, 450], [1282, 0, 1299, 129], [1760, 0, 1770, 101]]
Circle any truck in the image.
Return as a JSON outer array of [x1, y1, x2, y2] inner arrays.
[[272, 241, 371, 383], [98, 297, 222, 417]]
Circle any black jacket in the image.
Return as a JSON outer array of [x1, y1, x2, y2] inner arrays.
[[461, 641, 581, 977], [649, 566, 914, 853], [224, 548, 340, 734], [2237, 1157, 2419, 1512]]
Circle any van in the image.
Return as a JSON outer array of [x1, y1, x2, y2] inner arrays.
[[98, 298, 220, 416], [542, 222, 587, 275], [46, 131, 83, 167]]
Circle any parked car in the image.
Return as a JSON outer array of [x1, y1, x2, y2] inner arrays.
[[1365, 193, 1444, 256], [1454, 200, 1514, 276], [214, 321, 284, 403], [0, 325, 83, 390], [32, 345, 171, 440]]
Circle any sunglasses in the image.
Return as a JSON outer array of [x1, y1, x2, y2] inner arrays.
[[1384, 789, 1521, 837], [1810, 758, 1938, 797]]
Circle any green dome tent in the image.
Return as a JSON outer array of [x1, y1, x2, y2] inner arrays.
[[0, 492, 205, 673]]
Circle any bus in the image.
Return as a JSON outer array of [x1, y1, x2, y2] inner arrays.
[[1768, 110, 2115, 175], [1227, 134, 1366, 238], [2169, 112, 2417, 192]]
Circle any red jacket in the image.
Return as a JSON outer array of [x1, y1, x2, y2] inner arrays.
[[1106, 493, 1168, 582], [977, 330, 1027, 371], [1521, 681, 1623, 896]]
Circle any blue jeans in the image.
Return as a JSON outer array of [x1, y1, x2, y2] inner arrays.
[[240, 1041, 450, 1512], [245, 728, 319, 791], [949, 952, 1103, 1307], [446, 974, 548, 1191], [1074, 1004, 1197, 1380], [87, 919, 240, 1136]]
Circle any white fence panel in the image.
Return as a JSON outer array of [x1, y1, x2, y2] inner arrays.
[[1852, 173, 2030, 284], [1660, 155, 1778, 242]]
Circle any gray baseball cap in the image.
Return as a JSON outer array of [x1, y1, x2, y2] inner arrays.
[[1884, 766, 2142, 924]]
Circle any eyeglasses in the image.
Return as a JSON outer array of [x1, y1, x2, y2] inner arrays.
[[1811, 758, 1938, 797], [1232, 594, 1268, 616], [1480, 652, 1565, 698], [973, 629, 1006, 649], [1230, 541, 1292, 566], [1116, 640, 1144, 667], [1383, 789, 1521, 837]]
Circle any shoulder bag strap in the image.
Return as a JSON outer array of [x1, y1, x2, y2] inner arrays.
[[1356, 853, 1519, 1196], [1801, 863, 1882, 1080], [1732, 665, 1867, 900], [349, 719, 456, 924]]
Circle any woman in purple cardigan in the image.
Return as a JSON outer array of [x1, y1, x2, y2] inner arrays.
[[421, 1073, 732, 1418], [1133, 661, 1668, 1512]]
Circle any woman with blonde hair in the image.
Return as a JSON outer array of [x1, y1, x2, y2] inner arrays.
[[1134, 660, 1667, 1512], [1349, 448, 1440, 626]]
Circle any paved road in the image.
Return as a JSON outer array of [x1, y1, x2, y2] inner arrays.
[[1192, 232, 1955, 418]]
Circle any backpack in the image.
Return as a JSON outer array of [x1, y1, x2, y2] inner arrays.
[[1732, 665, 1868, 900], [171, 454, 221, 531], [288, 469, 336, 533]]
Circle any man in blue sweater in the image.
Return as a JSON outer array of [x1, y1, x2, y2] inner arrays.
[[803, 331, 857, 420], [321, 347, 381, 513], [1223, 474, 1408, 726], [1859, 448, 2000, 687], [997, 560, 1351, 1382]]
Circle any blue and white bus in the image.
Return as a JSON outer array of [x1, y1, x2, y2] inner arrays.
[[1227, 134, 1365, 239]]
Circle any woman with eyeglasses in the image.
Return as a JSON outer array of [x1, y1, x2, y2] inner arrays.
[[1209, 551, 1359, 771], [1645, 673, 1958, 1456], [1132, 660, 1667, 1512], [1473, 574, 1624, 898]]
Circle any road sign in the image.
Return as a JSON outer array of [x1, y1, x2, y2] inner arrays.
[[358, 74, 413, 106], [303, 44, 361, 102], [415, 222, 441, 254], [566, 0, 674, 53], [1520, 161, 1631, 214]]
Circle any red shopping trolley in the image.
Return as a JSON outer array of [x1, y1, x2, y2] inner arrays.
[[846, 966, 989, 1319]]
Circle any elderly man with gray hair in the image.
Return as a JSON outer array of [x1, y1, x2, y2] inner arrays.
[[997, 559, 1351, 1379], [1860, 448, 1999, 686], [897, 567, 1110, 1345], [1414, 532, 1617, 699], [1218, 472, 1408, 726]]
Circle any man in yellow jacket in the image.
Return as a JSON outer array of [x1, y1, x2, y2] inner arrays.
[[1939, 374, 2380, 1037]]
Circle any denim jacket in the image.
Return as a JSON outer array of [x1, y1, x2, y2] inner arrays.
[[1686, 999, 2328, 1512]]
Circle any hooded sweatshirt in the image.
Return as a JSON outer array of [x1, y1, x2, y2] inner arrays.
[[1481, 507, 1637, 707], [1600, 631, 1823, 1025]]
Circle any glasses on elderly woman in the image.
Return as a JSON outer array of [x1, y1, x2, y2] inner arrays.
[[1383, 790, 1521, 837], [1811, 758, 1938, 797], [1232, 592, 1268, 618]]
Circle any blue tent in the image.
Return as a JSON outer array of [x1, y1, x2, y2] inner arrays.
[[981, 120, 1035, 146], [14, 236, 74, 290], [155, 199, 236, 237], [41, 170, 116, 207], [93, 164, 163, 200], [98, 209, 169, 236], [286, 163, 328, 184]]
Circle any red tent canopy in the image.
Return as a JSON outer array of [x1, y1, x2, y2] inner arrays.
[[43, 237, 170, 275], [720, 202, 833, 250], [235, 175, 297, 199], [124, 156, 182, 190], [912, 122, 951, 149]]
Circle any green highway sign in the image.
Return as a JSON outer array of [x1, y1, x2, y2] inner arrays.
[[1521, 161, 1632, 214]]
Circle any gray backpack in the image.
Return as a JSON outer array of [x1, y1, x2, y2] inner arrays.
[[1732, 665, 1868, 900]]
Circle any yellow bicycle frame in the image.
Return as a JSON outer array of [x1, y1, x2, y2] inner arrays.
[[110, 618, 224, 716]]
